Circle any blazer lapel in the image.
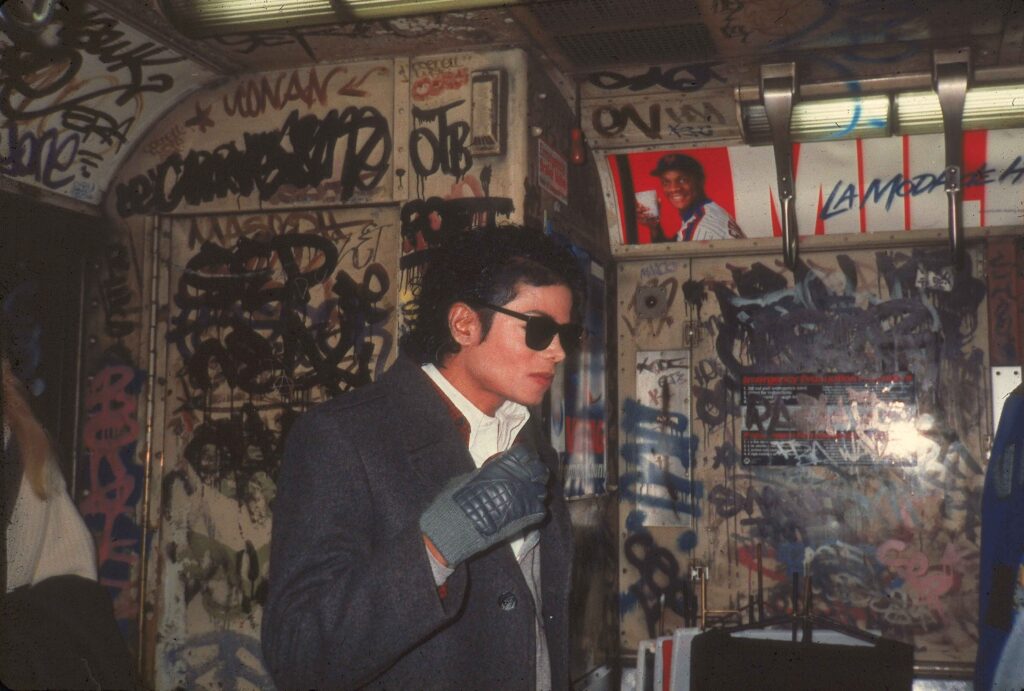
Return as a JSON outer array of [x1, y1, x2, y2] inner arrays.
[[381, 356, 475, 494], [382, 358, 563, 606]]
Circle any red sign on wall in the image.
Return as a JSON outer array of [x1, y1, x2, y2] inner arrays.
[[538, 138, 568, 205]]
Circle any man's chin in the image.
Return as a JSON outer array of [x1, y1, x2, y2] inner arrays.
[[511, 391, 546, 408]]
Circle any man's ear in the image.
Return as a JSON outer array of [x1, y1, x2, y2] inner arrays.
[[448, 302, 481, 347]]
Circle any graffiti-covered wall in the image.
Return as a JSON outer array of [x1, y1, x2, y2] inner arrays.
[[592, 58, 1020, 674], [0, 2, 213, 203], [83, 46, 551, 688], [77, 230, 152, 638], [615, 244, 997, 670], [154, 207, 398, 688]]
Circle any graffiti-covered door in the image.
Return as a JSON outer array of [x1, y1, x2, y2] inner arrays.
[[618, 245, 990, 672], [152, 208, 400, 689]]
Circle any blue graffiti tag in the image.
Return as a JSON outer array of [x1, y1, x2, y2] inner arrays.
[[619, 398, 703, 516]]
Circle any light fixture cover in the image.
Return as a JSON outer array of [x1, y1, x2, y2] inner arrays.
[[742, 95, 891, 145], [895, 84, 1024, 135], [160, 0, 530, 38], [741, 82, 1024, 145]]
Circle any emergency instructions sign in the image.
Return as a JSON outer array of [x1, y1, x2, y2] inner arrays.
[[740, 373, 918, 467]]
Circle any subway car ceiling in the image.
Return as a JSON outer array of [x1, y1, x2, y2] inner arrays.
[[4, 0, 1024, 260]]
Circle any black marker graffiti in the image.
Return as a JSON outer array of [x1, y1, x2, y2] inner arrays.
[[0, 4, 180, 125], [213, 19, 449, 59], [682, 279, 707, 321], [399, 195, 514, 269], [592, 102, 726, 140], [624, 532, 698, 636], [986, 238, 1022, 365], [711, 0, 753, 43], [185, 211, 385, 271], [168, 233, 392, 397], [588, 64, 727, 93], [693, 358, 739, 430], [182, 403, 294, 511], [115, 108, 391, 216], [712, 253, 985, 384], [409, 100, 472, 182]]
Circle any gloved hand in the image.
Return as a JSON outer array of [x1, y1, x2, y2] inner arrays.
[[420, 445, 549, 569]]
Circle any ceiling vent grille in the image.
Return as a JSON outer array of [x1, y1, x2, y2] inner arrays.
[[528, 0, 701, 28], [553, 22, 715, 68]]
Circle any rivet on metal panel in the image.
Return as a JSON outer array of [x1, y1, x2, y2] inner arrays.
[[683, 319, 701, 348]]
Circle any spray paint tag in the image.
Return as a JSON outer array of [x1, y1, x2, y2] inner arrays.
[[915, 267, 953, 292]]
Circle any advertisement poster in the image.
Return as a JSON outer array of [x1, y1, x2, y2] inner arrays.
[[551, 245, 606, 497], [612, 148, 742, 244], [740, 373, 918, 467], [609, 129, 1024, 244], [633, 350, 693, 526]]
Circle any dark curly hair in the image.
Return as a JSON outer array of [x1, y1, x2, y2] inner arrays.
[[400, 226, 586, 365]]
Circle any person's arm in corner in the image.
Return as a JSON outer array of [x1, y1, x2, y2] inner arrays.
[[260, 409, 467, 690]]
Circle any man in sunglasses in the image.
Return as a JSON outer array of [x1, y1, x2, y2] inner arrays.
[[263, 225, 585, 690]]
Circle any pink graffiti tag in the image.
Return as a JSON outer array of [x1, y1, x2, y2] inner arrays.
[[80, 364, 141, 615], [876, 539, 961, 619]]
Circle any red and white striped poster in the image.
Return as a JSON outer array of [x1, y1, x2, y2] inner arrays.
[[610, 130, 1024, 245]]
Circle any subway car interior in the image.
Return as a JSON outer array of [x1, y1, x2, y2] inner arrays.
[[2, 0, 1023, 688]]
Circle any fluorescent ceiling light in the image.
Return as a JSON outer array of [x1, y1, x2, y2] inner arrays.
[[742, 94, 891, 145], [742, 84, 1024, 145], [160, 0, 530, 38], [895, 84, 1024, 135]]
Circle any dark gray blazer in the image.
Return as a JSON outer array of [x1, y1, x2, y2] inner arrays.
[[261, 356, 574, 690]]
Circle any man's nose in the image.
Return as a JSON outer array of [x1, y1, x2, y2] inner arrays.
[[546, 335, 566, 363]]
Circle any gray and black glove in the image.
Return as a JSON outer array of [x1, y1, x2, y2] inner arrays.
[[420, 445, 549, 568]]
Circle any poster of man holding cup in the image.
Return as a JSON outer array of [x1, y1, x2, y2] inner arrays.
[[606, 147, 745, 244], [635, 153, 745, 243]]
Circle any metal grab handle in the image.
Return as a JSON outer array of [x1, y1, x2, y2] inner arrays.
[[780, 190, 798, 269], [0, 0, 57, 32], [934, 50, 970, 271], [944, 165, 963, 268], [761, 63, 799, 270]]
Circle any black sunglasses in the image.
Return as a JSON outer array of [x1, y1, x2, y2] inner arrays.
[[473, 301, 584, 352]]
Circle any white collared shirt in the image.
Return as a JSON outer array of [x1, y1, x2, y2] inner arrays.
[[421, 366, 552, 690], [422, 363, 531, 555]]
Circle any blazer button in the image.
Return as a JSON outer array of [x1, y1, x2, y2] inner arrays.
[[498, 591, 517, 611]]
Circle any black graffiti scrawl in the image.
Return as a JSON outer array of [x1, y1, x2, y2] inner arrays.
[[168, 232, 392, 401], [181, 402, 295, 515], [691, 247, 989, 658], [710, 250, 985, 409], [1, 3, 182, 192], [116, 108, 391, 216]]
